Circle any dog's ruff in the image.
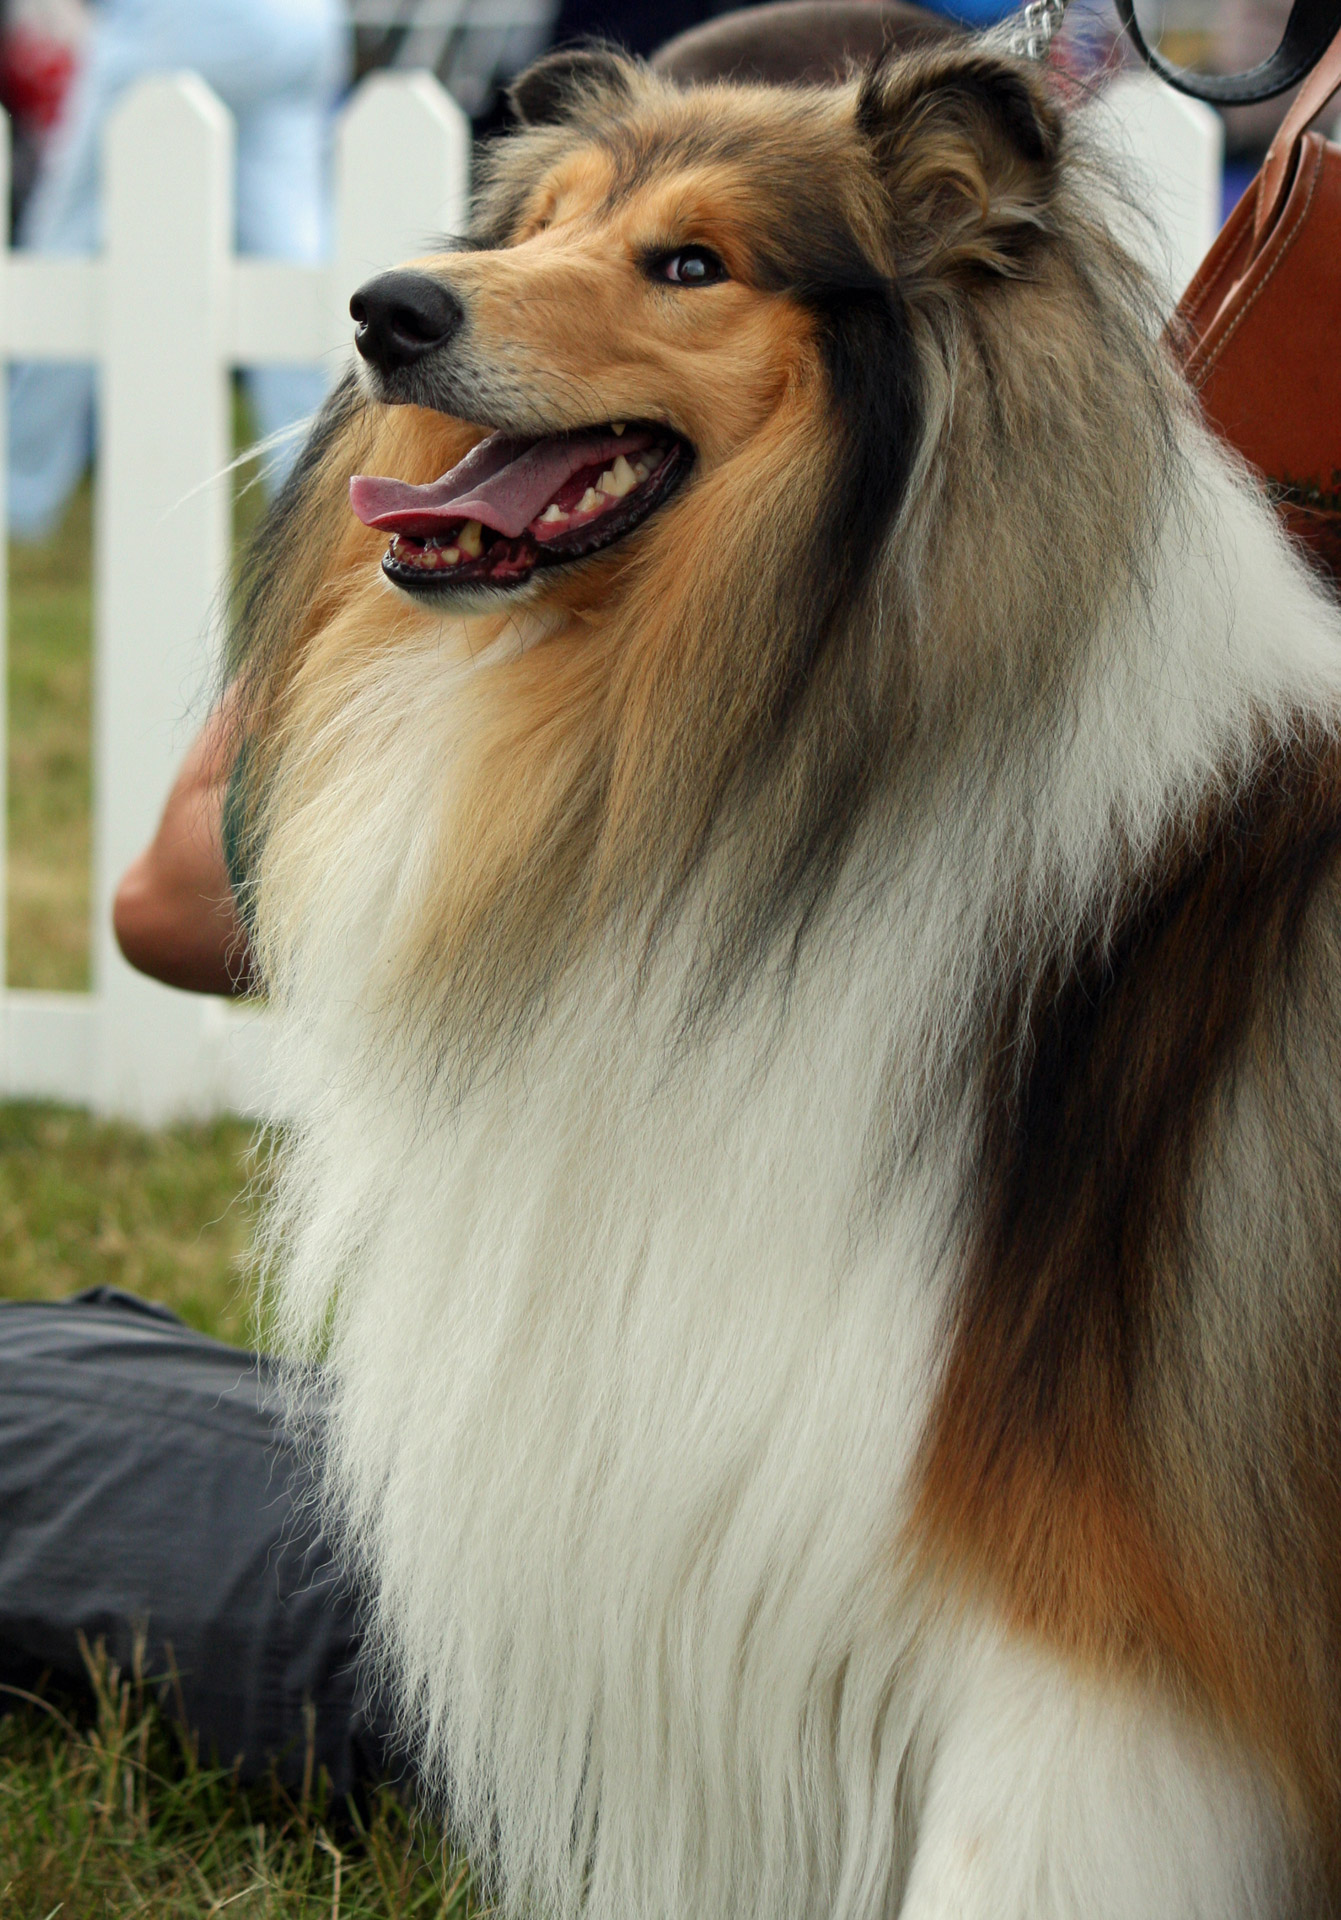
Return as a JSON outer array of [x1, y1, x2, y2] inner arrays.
[[235, 40, 1341, 1920]]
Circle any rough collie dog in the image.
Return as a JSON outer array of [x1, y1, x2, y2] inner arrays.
[[231, 36, 1341, 1920]]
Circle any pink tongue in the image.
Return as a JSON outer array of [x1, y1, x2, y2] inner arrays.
[[350, 426, 654, 540]]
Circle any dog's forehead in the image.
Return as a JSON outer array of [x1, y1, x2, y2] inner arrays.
[[533, 84, 862, 234]]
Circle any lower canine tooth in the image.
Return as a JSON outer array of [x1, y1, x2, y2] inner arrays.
[[458, 519, 483, 558]]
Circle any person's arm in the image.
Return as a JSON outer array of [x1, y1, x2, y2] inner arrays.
[[112, 688, 256, 996]]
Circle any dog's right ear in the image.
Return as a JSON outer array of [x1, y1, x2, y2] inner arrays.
[[856, 46, 1063, 278], [508, 46, 635, 128]]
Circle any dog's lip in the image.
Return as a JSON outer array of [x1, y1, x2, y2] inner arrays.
[[350, 424, 663, 543]]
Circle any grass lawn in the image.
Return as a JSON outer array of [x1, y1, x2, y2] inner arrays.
[[1, 429, 469, 1915], [0, 1102, 259, 1341], [0, 1666, 468, 1917], [8, 475, 93, 991]]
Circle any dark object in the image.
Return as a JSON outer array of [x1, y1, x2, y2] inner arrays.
[[651, 2, 957, 87], [0, 1288, 393, 1797], [551, 0, 727, 66], [1117, 0, 1341, 104], [351, 271, 463, 373], [1171, 16, 1341, 591]]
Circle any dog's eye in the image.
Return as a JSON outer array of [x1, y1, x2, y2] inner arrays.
[[653, 247, 728, 287]]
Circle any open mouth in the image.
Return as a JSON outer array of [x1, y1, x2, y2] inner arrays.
[[350, 423, 692, 595]]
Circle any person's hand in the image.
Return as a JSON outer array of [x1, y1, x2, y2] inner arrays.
[[112, 686, 256, 996]]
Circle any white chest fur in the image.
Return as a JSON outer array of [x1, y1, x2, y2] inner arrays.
[[268, 883, 964, 1920]]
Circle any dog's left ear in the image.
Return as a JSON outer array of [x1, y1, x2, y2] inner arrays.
[[857, 48, 1063, 277], [509, 45, 635, 128]]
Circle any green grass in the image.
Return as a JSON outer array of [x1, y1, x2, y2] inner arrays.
[[0, 1635, 471, 1918], [7, 476, 93, 991], [0, 1102, 259, 1342], [0, 426, 468, 1914]]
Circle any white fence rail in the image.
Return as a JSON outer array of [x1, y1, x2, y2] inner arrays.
[[0, 66, 1217, 1125]]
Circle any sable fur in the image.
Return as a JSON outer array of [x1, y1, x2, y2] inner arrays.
[[917, 728, 1341, 1841], [234, 39, 1341, 1920]]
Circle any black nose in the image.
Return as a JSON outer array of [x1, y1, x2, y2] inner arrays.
[[349, 270, 462, 372]]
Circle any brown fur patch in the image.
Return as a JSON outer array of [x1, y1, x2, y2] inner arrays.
[[913, 728, 1341, 1851]]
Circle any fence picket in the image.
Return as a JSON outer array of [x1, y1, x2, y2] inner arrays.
[[333, 71, 471, 361], [94, 74, 236, 1119], [0, 109, 8, 1006]]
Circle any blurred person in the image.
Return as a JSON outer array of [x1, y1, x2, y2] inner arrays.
[[1053, 0, 1131, 85], [8, 0, 349, 543], [0, 0, 89, 229], [113, 682, 255, 995]]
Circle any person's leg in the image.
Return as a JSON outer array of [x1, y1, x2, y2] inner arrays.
[[9, 0, 348, 531], [228, 9, 347, 493], [8, 365, 96, 541], [0, 1290, 394, 1793], [6, 25, 113, 541]]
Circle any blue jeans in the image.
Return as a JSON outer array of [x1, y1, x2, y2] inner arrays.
[[9, 0, 349, 540]]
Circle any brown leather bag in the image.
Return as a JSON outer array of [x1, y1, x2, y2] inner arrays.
[[1163, 21, 1341, 589]]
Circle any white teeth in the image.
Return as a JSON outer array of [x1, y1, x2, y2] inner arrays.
[[538, 503, 566, 524], [442, 546, 460, 564], [577, 486, 603, 514], [632, 458, 650, 481], [597, 456, 637, 500], [612, 422, 626, 435], [457, 519, 483, 558]]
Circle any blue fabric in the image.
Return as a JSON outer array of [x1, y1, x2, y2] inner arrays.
[[927, 1, 1020, 22], [9, 0, 348, 541]]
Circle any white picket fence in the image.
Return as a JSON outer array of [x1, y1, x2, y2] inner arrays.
[[0, 65, 1219, 1125], [0, 70, 469, 1123]]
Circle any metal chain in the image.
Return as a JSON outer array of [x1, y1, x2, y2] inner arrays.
[[1007, 0, 1072, 62]]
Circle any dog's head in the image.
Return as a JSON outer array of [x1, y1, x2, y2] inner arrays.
[[235, 42, 1173, 1060], [343, 42, 1066, 615]]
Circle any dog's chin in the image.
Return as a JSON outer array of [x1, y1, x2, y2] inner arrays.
[[353, 416, 696, 607], [382, 569, 549, 616]]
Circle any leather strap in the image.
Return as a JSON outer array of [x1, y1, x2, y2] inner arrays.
[[1253, 22, 1341, 243], [1114, 0, 1341, 105]]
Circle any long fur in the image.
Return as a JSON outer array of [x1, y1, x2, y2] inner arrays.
[[235, 42, 1341, 1920]]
